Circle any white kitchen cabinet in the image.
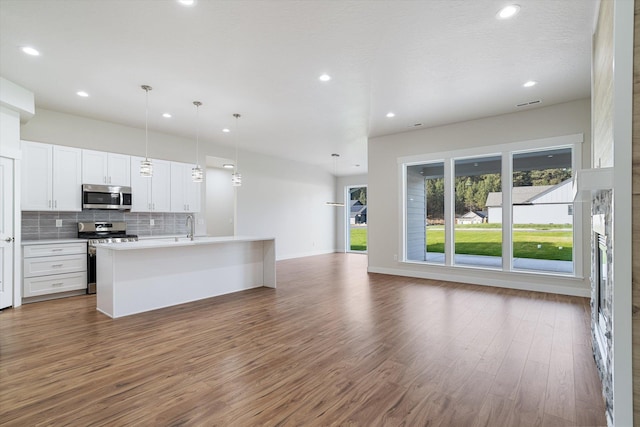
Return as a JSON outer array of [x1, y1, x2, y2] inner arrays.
[[21, 141, 82, 211], [23, 241, 87, 298], [130, 156, 171, 212], [82, 150, 131, 186], [170, 162, 201, 213]]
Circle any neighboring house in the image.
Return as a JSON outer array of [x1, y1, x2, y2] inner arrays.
[[456, 211, 487, 224], [485, 179, 573, 224], [350, 200, 368, 225]]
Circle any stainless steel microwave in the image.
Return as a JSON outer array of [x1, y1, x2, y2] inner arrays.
[[82, 184, 132, 210]]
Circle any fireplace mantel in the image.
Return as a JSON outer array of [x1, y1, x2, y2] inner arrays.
[[573, 167, 613, 201]]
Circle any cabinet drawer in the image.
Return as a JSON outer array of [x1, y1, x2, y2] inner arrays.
[[24, 254, 87, 278], [23, 272, 87, 297], [24, 242, 87, 258]]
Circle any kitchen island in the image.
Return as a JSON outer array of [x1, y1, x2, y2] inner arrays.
[[96, 236, 276, 318]]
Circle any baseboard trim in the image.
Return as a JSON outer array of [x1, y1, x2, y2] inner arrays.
[[277, 249, 336, 261], [367, 265, 590, 297]]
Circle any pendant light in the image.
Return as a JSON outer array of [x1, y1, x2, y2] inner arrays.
[[191, 101, 204, 182], [140, 85, 153, 177], [326, 153, 345, 207], [231, 113, 242, 187]]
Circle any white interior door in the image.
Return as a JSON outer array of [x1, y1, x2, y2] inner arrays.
[[0, 157, 15, 309]]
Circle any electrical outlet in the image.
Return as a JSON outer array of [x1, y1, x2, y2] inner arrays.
[[55, 219, 62, 228], [150, 219, 155, 226]]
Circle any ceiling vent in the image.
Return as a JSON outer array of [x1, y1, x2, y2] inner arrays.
[[516, 99, 542, 108]]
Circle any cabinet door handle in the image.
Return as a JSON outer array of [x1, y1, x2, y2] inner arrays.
[[48, 200, 52, 208], [153, 203, 155, 210], [51, 248, 63, 252], [51, 282, 64, 286], [108, 176, 112, 184], [52, 264, 63, 268], [103, 176, 107, 183], [187, 204, 190, 211], [54, 200, 57, 209]]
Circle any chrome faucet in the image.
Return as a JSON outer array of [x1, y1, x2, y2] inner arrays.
[[186, 215, 195, 241]]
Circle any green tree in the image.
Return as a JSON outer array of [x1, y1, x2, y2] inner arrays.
[[530, 168, 572, 186], [350, 187, 367, 205], [426, 178, 444, 220]]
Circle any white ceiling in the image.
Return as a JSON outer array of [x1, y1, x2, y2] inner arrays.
[[0, 0, 595, 176]]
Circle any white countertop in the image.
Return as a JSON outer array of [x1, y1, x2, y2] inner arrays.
[[22, 238, 87, 245], [94, 235, 275, 251]]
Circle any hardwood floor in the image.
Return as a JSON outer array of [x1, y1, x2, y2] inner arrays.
[[0, 253, 606, 426]]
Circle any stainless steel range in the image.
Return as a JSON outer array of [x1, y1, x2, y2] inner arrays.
[[78, 222, 138, 294]]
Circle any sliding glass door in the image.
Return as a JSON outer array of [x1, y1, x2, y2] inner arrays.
[[511, 148, 573, 273]]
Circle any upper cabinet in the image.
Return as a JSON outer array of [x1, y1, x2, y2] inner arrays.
[[82, 150, 130, 186], [22, 141, 82, 211], [130, 156, 171, 212], [22, 142, 195, 214], [170, 162, 202, 213]]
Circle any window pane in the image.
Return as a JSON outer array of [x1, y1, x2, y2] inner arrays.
[[406, 162, 444, 263], [348, 186, 367, 252], [454, 156, 501, 268], [511, 148, 573, 273]]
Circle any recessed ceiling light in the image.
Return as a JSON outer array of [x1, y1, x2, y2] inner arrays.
[[319, 74, 331, 82], [222, 128, 230, 133], [162, 113, 172, 118], [177, 0, 196, 6], [21, 46, 40, 56], [222, 163, 234, 169], [76, 91, 89, 97], [497, 4, 520, 19], [386, 112, 396, 118], [523, 80, 537, 88]]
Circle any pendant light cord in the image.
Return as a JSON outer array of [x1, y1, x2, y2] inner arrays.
[[142, 85, 152, 160], [145, 90, 148, 158], [194, 101, 202, 165], [233, 113, 241, 171]]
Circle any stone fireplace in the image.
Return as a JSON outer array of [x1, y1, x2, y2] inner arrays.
[[591, 189, 613, 423]]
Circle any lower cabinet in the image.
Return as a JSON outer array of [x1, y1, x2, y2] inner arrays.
[[23, 241, 87, 298], [23, 272, 88, 297]]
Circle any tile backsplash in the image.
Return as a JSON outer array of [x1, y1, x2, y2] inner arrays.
[[22, 211, 190, 240]]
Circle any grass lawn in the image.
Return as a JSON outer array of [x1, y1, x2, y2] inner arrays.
[[350, 228, 367, 251], [348, 224, 572, 261], [426, 225, 572, 261]]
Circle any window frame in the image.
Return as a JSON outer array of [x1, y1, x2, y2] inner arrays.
[[398, 133, 583, 278]]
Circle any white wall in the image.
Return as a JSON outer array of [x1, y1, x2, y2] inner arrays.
[[368, 98, 592, 296], [335, 174, 367, 252], [235, 150, 336, 260], [206, 167, 234, 236], [20, 108, 337, 260], [21, 108, 210, 164], [0, 108, 21, 155]]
